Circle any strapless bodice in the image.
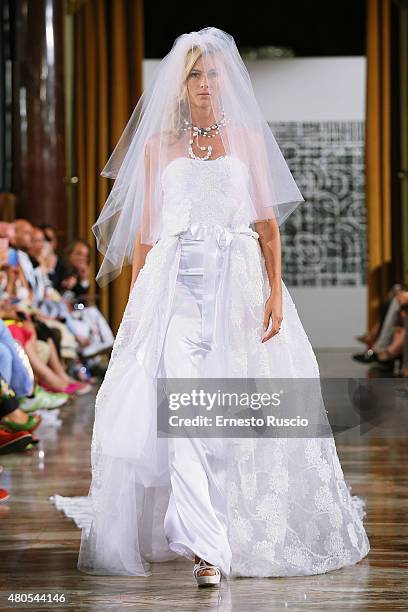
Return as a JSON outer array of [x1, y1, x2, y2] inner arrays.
[[160, 155, 253, 235]]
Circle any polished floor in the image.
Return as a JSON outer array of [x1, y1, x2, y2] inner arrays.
[[0, 349, 407, 611]]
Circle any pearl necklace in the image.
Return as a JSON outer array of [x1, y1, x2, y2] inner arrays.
[[182, 111, 228, 161]]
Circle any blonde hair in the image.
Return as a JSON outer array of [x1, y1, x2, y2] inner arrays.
[[168, 45, 213, 138]]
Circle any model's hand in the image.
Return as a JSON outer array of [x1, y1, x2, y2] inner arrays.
[[262, 289, 283, 342]]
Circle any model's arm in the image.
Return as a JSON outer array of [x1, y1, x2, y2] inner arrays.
[[129, 139, 155, 295], [130, 231, 152, 293], [255, 218, 283, 342]]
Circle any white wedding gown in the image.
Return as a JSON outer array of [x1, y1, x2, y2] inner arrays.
[[52, 154, 370, 578]]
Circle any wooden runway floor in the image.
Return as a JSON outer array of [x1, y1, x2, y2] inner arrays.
[[0, 349, 407, 611]]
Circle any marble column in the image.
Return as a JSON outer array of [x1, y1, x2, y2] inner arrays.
[[12, 0, 66, 237]]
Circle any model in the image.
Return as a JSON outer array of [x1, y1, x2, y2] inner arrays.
[[53, 27, 370, 587]]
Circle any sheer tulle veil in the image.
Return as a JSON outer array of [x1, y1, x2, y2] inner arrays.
[[92, 26, 304, 286]]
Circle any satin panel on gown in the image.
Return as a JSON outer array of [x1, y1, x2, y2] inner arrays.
[[161, 229, 232, 575]]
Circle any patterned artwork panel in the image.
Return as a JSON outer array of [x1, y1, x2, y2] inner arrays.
[[270, 121, 366, 287]]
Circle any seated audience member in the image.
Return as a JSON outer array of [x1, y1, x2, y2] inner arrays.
[[60, 239, 114, 358], [0, 304, 89, 396], [9, 221, 76, 351], [353, 288, 408, 372], [2, 220, 106, 383], [0, 325, 35, 461], [0, 382, 33, 454], [12, 219, 50, 303], [0, 222, 30, 299], [60, 240, 91, 300], [38, 223, 67, 291], [0, 319, 68, 412], [27, 225, 79, 358], [0, 374, 40, 433], [1, 222, 91, 394], [32, 230, 112, 366], [0, 320, 41, 432]]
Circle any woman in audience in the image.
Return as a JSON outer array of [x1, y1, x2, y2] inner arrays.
[[353, 281, 408, 371], [59, 240, 114, 359], [38, 223, 67, 291]]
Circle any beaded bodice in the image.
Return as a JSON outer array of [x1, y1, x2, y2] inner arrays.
[[160, 155, 252, 235]]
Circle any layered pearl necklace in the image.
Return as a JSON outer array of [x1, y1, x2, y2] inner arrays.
[[182, 111, 228, 161]]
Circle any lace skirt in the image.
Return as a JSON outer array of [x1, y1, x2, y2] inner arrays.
[[52, 229, 370, 579]]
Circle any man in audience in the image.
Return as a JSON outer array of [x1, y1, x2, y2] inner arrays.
[[12, 219, 48, 303]]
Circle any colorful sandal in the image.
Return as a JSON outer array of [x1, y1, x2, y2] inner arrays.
[[1, 414, 42, 433]]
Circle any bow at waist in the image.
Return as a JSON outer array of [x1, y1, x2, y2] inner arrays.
[[183, 222, 259, 246]]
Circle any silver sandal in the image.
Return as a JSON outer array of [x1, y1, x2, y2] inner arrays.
[[193, 557, 221, 586]]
